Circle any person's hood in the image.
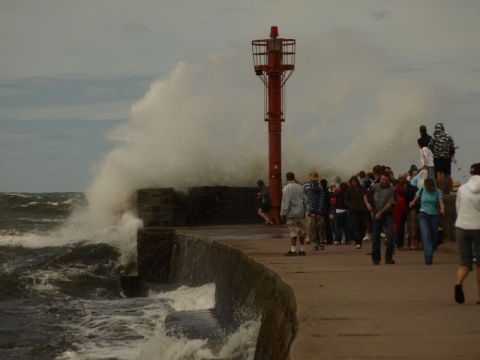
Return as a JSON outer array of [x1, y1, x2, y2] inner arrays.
[[434, 122, 445, 136], [468, 175, 480, 193]]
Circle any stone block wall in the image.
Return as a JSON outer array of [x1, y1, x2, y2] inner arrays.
[[137, 228, 176, 283], [441, 194, 456, 242], [136, 187, 260, 227]]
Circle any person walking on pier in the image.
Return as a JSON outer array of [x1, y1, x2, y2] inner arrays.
[[363, 165, 382, 242], [364, 172, 396, 265], [453, 163, 480, 304], [409, 178, 445, 265], [256, 180, 273, 225], [281, 172, 308, 256]]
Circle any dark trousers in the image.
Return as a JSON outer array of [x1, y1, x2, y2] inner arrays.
[[324, 211, 333, 244], [349, 210, 367, 246], [395, 216, 406, 248]]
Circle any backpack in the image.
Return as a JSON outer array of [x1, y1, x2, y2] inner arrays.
[[404, 184, 419, 212], [329, 188, 339, 207]]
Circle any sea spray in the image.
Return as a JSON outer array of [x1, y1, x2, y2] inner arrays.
[[72, 31, 458, 237]]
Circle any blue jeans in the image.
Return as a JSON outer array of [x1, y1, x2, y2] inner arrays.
[[334, 211, 350, 243], [418, 211, 439, 263], [372, 212, 394, 262]]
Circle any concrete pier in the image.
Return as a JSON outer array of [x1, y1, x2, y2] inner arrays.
[[134, 188, 474, 359], [174, 224, 479, 360]]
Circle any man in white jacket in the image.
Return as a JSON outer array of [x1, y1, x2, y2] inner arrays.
[[454, 162, 480, 304]]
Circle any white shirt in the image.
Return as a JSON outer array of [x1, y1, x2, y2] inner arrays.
[[420, 146, 434, 167]]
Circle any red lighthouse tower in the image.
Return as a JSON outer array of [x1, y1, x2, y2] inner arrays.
[[252, 26, 296, 224]]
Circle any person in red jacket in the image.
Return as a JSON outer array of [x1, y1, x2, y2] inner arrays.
[[393, 183, 408, 250]]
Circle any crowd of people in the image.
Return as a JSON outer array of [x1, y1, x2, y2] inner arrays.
[[267, 122, 480, 305]]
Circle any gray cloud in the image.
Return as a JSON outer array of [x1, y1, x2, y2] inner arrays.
[[0, 75, 153, 108], [456, 91, 480, 105], [120, 22, 153, 35], [371, 10, 390, 20]]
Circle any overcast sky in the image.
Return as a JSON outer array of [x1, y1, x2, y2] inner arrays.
[[1, 0, 479, 193]]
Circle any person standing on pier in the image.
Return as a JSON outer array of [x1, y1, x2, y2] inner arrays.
[[303, 171, 326, 250], [345, 176, 368, 249], [453, 163, 480, 304], [320, 178, 334, 245], [428, 123, 455, 193], [419, 125, 432, 147], [364, 172, 396, 265], [418, 138, 435, 182], [281, 172, 308, 256]]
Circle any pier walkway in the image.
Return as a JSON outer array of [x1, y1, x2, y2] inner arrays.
[[177, 224, 479, 360]]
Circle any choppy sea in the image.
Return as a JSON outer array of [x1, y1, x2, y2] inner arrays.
[[0, 192, 259, 360]]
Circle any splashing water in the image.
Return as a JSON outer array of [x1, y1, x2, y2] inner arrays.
[[46, 30, 457, 260]]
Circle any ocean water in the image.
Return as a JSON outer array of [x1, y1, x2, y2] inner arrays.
[[0, 193, 260, 360]]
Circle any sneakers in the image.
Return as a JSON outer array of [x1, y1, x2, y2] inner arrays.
[[320, 243, 325, 250], [363, 234, 371, 241], [265, 220, 273, 226], [334, 241, 340, 245], [285, 250, 306, 256], [355, 244, 361, 249]]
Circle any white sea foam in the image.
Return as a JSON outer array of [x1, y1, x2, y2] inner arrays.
[[54, 283, 259, 360], [0, 232, 60, 248], [137, 317, 260, 360], [148, 283, 216, 312]]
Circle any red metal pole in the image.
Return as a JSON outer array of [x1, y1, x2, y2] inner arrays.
[[252, 26, 295, 225], [267, 35, 283, 224]]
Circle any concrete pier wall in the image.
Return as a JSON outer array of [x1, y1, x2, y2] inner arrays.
[[135, 227, 298, 360], [169, 234, 298, 360]]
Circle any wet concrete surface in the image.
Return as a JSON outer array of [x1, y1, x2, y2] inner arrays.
[[177, 224, 480, 360]]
